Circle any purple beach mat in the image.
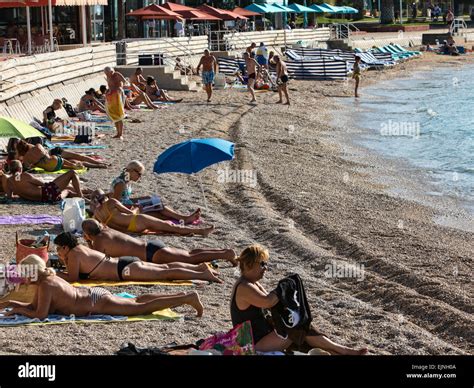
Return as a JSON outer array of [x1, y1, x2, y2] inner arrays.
[[0, 215, 62, 225]]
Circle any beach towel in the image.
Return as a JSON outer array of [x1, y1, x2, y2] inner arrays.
[[0, 308, 180, 327], [31, 167, 88, 175], [71, 279, 194, 287], [105, 91, 126, 123], [0, 215, 62, 225]]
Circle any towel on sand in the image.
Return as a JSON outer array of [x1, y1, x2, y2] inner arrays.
[[31, 167, 88, 175], [0, 308, 180, 327], [0, 214, 62, 225], [71, 279, 194, 287]]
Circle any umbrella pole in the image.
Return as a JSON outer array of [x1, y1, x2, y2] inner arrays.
[[196, 175, 209, 211], [48, 0, 53, 52], [81, 5, 87, 47], [26, 6, 32, 55]]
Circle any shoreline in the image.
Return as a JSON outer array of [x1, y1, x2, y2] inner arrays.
[[0, 50, 472, 355], [330, 61, 474, 232]]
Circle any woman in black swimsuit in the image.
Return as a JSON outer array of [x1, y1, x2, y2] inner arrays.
[[230, 244, 368, 354], [54, 233, 223, 283]]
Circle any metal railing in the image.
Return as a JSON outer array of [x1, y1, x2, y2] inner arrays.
[[329, 23, 360, 40], [450, 18, 467, 35]]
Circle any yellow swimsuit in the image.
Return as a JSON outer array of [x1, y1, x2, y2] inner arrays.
[[99, 202, 138, 233]]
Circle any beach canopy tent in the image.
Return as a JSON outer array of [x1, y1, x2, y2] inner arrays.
[[245, 3, 288, 13], [232, 6, 261, 17], [340, 6, 359, 13], [197, 4, 247, 21], [287, 3, 318, 13], [309, 4, 327, 12], [160, 2, 221, 21], [126, 4, 183, 20], [0, 0, 108, 53]]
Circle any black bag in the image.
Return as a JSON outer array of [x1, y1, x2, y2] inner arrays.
[[62, 98, 77, 118], [270, 273, 312, 344]]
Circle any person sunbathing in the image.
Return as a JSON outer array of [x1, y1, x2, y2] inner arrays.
[[0, 160, 84, 203], [53, 232, 222, 283], [124, 83, 160, 111], [145, 76, 183, 103], [129, 67, 147, 91], [175, 57, 196, 76], [231, 244, 369, 354], [0, 254, 204, 318], [15, 139, 107, 170], [78, 88, 106, 113], [82, 219, 237, 266], [43, 99, 66, 132], [110, 160, 201, 224], [90, 190, 214, 236]]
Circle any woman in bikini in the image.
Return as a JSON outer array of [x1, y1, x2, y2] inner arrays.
[[145, 76, 183, 103], [110, 160, 201, 224], [15, 140, 108, 171], [90, 190, 214, 236], [0, 254, 204, 319], [54, 232, 222, 283]]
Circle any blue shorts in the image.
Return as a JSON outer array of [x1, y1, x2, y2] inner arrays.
[[202, 71, 215, 85], [256, 56, 268, 66]]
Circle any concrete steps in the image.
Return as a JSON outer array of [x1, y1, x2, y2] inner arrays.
[[116, 65, 199, 92]]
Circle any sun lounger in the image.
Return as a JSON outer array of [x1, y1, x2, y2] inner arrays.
[[392, 44, 422, 56]]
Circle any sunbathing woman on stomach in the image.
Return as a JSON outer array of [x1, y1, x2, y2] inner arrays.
[[53, 232, 222, 283], [0, 254, 204, 318], [90, 190, 214, 236], [15, 140, 107, 170]]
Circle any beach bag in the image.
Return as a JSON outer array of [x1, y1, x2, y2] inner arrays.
[[61, 198, 86, 233], [198, 321, 255, 355], [15, 232, 50, 264], [270, 273, 312, 345]]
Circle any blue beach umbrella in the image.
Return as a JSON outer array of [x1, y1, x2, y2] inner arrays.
[[153, 138, 235, 209]]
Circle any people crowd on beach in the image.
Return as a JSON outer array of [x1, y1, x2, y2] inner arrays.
[[0, 40, 391, 356]]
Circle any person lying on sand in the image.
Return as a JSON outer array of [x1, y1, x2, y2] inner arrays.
[[231, 244, 368, 354], [0, 254, 204, 318], [145, 76, 183, 103], [0, 160, 85, 203], [53, 232, 222, 283], [15, 139, 107, 170], [82, 219, 237, 266], [90, 190, 214, 237], [124, 83, 160, 110], [110, 160, 201, 224]]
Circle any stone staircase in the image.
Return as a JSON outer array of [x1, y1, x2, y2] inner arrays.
[[115, 65, 200, 92]]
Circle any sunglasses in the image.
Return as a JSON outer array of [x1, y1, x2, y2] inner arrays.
[[260, 261, 268, 270]]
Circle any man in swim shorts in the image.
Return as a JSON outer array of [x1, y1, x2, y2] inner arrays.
[[197, 49, 218, 103], [1, 160, 85, 203], [82, 219, 237, 266]]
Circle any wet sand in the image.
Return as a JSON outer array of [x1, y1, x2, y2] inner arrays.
[[0, 50, 472, 355]]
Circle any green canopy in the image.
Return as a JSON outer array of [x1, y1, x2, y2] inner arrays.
[[0, 116, 45, 139]]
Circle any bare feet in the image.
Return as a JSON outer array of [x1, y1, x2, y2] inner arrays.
[[112, 135, 123, 140], [186, 291, 204, 317], [225, 249, 238, 267], [197, 224, 214, 237], [276, 100, 282, 104], [284, 101, 290, 105], [203, 266, 223, 284], [185, 208, 201, 224], [339, 347, 369, 355]]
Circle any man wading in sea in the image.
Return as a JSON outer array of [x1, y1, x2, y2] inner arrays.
[[197, 49, 218, 103]]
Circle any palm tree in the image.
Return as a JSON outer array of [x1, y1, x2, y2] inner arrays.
[[380, 0, 395, 24]]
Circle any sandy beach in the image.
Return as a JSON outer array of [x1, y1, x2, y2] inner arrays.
[[0, 51, 472, 355]]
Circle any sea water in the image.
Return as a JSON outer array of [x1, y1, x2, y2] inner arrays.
[[349, 64, 474, 214]]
